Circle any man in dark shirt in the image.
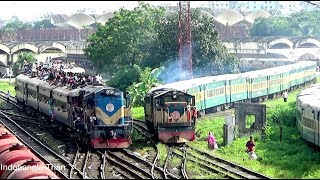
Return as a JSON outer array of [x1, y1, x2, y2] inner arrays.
[[246, 136, 257, 160], [246, 136, 255, 152]]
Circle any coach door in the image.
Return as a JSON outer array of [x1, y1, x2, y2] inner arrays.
[[153, 96, 165, 125], [144, 95, 153, 122], [199, 85, 206, 115]]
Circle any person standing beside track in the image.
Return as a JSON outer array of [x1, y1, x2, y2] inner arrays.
[[207, 132, 218, 150], [283, 91, 288, 103], [246, 136, 257, 160]]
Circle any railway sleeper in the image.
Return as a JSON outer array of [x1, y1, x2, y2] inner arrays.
[[186, 146, 269, 179], [104, 153, 146, 179], [172, 151, 235, 179], [107, 151, 153, 179]]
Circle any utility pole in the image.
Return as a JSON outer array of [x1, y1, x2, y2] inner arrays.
[[178, 1, 192, 80]]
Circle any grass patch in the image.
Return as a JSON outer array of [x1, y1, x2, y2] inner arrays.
[[170, 155, 182, 167], [189, 84, 320, 179], [186, 161, 203, 178], [132, 107, 145, 121], [157, 143, 167, 167], [0, 81, 16, 96]]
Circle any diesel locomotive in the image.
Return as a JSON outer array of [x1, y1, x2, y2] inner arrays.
[[15, 74, 133, 149], [144, 88, 197, 143]]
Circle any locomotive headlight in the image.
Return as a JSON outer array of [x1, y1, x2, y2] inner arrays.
[[172, 91, 177, 99], [105, 90, 114, 95]]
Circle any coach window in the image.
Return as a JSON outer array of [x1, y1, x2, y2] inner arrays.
[[28, 89, 36, 98], [38, 94, 44, 102]]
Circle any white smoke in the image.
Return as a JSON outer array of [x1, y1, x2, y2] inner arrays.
[[159, 59, 191, 83]]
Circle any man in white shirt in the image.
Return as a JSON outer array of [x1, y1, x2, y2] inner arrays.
[[283, 91, 288, 102]]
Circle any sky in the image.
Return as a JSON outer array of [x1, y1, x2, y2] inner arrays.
[[0, 1, 209, 22]]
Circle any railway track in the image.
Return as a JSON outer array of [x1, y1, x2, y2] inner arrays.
[[184, 144, 270, 179], [133, 120, 181, 179], [83, 151, 106, 179], [164, 145, 188, 179], [0, 91, 21, 109], [0, 110, 52, 129], [133, 119, 154, 138], [0, 110, 84, 179], [0, 93, 83, 179], [97, 150, 129, 179], [132, 118, 270, 179]]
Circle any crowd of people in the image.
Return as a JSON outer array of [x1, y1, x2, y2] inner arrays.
[[23, 59, 102, 90]]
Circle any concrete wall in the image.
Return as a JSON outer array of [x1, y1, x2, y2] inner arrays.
[[235, 102, 266, 137]]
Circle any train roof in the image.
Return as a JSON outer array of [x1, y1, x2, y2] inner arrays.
[[151, 61, 317, 93], [149, 87, 193, 98], [39, 81, 57, 90], [150, 78, 202, 92], [27, 77, 44, 86], [297, 83, 320, 110], [151, 73, 248, 93], [15, 74, 30, 83], [83, 86, 105, 94]]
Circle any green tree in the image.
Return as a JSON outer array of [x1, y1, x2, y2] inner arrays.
[[250, 17, 293, 37], [269, 104, 296, 142], [127, 66, 162, 107], [12, 52, 36, 75], [106, 65, 142, 91], [84, 2, 165, 75], [250, 10, 320, 37], [33, 19, 55, 29]]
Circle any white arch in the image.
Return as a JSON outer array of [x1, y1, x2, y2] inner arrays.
[[39, 42, 66, 53], [0, 44, 10, 54], [244, 10, 271, 24], [11, 43, 38, 54], [66, 13, 95, 29], [50, 14, 69, 25], [268, 38, 293, 49], [97, 12, 114, 24], [214, 10, 244, 26], [295, 38, 320, 48]]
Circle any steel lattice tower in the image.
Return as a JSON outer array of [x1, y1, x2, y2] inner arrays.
[[178, 1, 192, 80]]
